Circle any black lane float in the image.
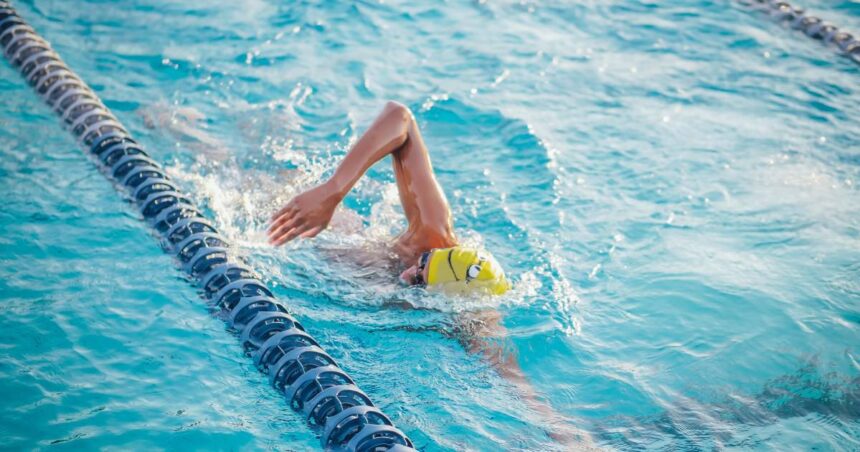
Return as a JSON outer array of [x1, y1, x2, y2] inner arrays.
[[0, 3, 415, 451], [742, 0, 860, 65]]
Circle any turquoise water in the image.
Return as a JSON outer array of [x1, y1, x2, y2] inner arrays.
[[2, 0, 860, 450]]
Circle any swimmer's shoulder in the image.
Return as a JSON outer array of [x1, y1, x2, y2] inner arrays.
[[394, 228, 457, 264]]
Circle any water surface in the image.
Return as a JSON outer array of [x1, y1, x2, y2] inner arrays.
[[1, 0, 859, 450]]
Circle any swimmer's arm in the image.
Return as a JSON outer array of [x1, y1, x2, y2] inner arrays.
[[268, 102, 411, 244], [269, 101, 450, 246], [458, 310, 595, 448], [326, 102, 414, 199]]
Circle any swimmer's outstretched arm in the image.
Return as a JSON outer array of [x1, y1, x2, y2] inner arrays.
[[458, 311, 597, 449], [268, 101, 452, 249]]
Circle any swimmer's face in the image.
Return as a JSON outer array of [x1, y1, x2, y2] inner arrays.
[[399, 251, 433, 286]]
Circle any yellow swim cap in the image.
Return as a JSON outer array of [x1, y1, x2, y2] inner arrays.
[[425, 246, 510, 295]]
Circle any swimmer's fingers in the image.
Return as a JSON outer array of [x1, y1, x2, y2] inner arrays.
[[267, 218, 286, 242], [270, 198, 300, 223], [271, 220, 305, 245], [268, 203, 296, 231], [271, 227, 298, 246], [269, 216, 304, 245], [275, 224, 307, 245], [268, 205, 301, 237], [298, 225, 324, 239], [267, 214, 291, 236], [284, 223, 316, 242]]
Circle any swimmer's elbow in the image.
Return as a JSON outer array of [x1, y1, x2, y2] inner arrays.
[[384, 100, 414, 125]]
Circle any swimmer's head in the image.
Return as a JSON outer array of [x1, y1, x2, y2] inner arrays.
[[400, 246, 510, 295]]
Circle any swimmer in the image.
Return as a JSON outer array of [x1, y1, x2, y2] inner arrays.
[[267, 101, 509, 295], [269, 101, 594, 448]]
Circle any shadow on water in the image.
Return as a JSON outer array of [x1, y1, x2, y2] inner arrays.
[[596, 357, 860, 449]]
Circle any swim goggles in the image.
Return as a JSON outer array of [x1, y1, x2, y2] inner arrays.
[[412, 251, 432, 286]]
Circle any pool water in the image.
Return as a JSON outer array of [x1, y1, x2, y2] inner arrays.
[[2, 0, 859, 450]]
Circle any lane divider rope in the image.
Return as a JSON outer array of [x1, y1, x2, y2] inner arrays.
[[0, 3, 416, 451], [741, 0, 860, 65]]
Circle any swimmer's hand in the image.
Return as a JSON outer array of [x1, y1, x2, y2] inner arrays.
[[268, 181, 342, 246]]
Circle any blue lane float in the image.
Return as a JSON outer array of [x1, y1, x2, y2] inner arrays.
[[0, 3, 415, 451], [741, 0, 860, 65]]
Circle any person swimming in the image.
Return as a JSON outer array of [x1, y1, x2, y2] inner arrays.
[[145, 99, 589, 446], [267, 101, 594, 448], [267, 101, 510, 295]]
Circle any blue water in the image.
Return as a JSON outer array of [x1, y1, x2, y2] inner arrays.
[[2, 0, 859, 450]]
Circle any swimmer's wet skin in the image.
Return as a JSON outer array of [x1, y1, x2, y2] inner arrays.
[[268, 101, 510, 296]]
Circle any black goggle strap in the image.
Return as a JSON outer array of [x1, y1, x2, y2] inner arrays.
[[414, 251, 431, 286], [418, 251, 431, 270], [447, 249, 459, 281]]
